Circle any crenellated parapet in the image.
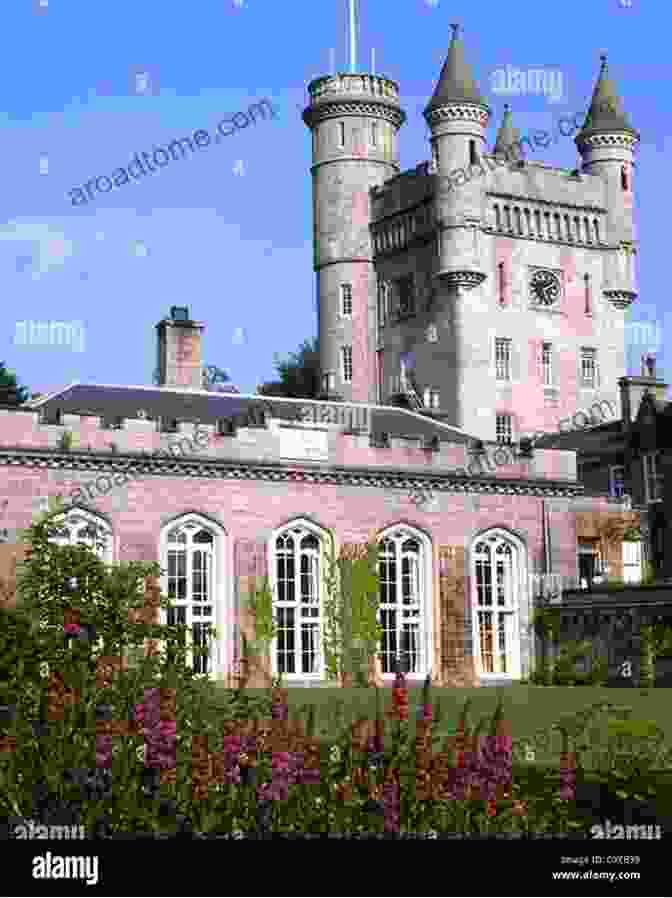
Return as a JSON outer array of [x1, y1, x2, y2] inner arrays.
[[0, 406, 579, 491]]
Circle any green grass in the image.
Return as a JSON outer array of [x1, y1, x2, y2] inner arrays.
[[205, 682, 672, 771]]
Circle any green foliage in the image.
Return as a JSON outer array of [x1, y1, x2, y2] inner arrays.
[[57, 431, 74, 452], [245, 576, 277, 659], [320, 530, 382, 687], [257, 336, 320, 399], [0, 605, 44, 704], [0, 361, 30, 407]]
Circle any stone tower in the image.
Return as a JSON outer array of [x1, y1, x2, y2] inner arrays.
[[425, 24, 491, 290], [303, 71, 406, 403], [575, 54, 640, 310]]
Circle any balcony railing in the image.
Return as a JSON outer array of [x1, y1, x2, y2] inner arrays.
[[529, 572, 584, 602]]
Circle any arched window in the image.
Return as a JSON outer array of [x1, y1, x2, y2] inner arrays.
[[377, 526, 431, 677], [160, 515, 221, 677], [272, 522, 324, 678], [48, 508, 112, 563], [471, 531, 523, 678]]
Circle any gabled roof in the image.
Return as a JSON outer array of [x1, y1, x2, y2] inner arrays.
[[19, 383, 473, 443]]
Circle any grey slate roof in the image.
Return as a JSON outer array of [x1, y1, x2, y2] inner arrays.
[[19, 383, 473, 444], [424, 25, 488, 115], [494, 104, 523, 157], [576, 55, 639, 144]]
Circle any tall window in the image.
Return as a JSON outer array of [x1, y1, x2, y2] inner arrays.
[[396, 274, 415, 318], [498, 262, 505, 305], [495, 338, 511, 381], [341, 283, 352, 316], [541, 342, 553, 386], [378, 529, 427, 676], [609, 465, 626, 499], [469, 140, 478, 167], [371, 121, 378, 147], [273, 524, 323, 677], [162, 518, 217, 676], [578, 539, 606, 589], [580, 348, 597, 387], [621, 164, 629, 191], [584, 273, 591, 314], [342, 345, 353, 383], [377, 279, 388, 328], [472, 533, 521, 677], [496, 414, 513, 444], [339, 122, 345, 148], [643, 451, 663, 503]]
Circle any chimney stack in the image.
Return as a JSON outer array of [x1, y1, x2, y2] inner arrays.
[[155, 307, 204, 390], [618, 354, 669, 429]]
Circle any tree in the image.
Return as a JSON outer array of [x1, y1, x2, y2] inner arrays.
[[257, 337, 320, 399], [0, 362, 30, 407], [201, 365, 237, 392], [151, 364, 233, 390]]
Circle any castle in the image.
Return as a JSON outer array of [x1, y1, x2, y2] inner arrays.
[[0, 26, 662, 689], [306, 25, 639, 445]]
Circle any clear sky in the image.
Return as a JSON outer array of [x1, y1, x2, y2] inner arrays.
[[1, 0, 667, 398]]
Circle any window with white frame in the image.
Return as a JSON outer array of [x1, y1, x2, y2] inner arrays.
[[472, 533, 521, 677], [496, 414, 513, 444], [580, 348, 597, 387], [495, 338, 512, 381], [47, 508, 113, 653], [273, 525, 323, 677], [643, 451, 663, 503], [341, 345, 353, 383], [162, 518, 217, 676], [541, 342, 553, 386], [423, 387, 440, 409], [47, 508, 112, 563], [377, 529, 427, 675], [622, 540, 642, 584], [610, 465, 626, 499], [341, 283, 352, 317]]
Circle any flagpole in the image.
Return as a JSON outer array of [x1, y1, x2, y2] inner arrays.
[[349, 0, 357, 72]]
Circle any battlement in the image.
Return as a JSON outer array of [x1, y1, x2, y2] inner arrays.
[[0, 407, 577, 482], [307, 72, 401, 104]]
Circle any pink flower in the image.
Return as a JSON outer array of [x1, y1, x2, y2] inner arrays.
[[63, 623, 82, 636]]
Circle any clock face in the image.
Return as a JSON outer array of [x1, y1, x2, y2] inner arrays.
[[530, 270, 560, 306]]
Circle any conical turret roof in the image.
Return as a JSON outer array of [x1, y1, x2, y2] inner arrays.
[[424, 25, 488, 115], [576, 55, 639, 143], [494, 104, 523, 156]]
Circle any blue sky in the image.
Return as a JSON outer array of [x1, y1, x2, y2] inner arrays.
[[1, 0, 668, 398]]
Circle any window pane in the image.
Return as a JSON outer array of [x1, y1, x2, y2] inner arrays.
[[301, 622, 320, 674], [193, 529, 213, 544], [479, 611, 494, 673], [380, 608, 397, 674], [277, 606, 295, 674]]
